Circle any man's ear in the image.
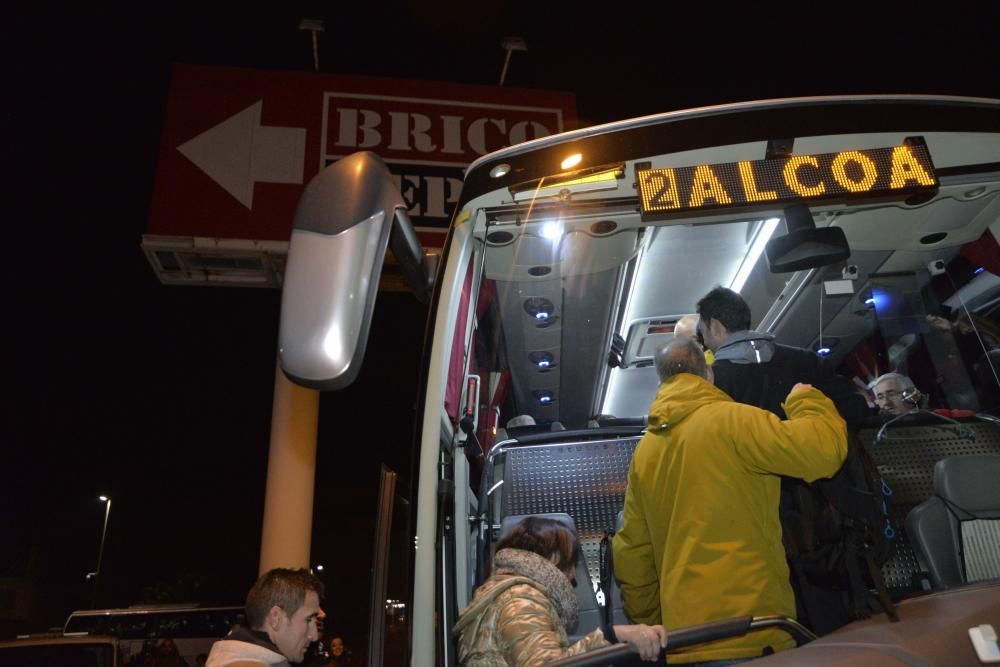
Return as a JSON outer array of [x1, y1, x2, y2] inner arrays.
[[710, 318, 728, 339], [266, 605, 285, 631]]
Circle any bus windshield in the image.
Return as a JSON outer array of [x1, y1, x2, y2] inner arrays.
[[459, 108, 1000, 449]]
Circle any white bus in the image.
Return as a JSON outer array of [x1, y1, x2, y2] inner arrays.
[[62, 605, 244, 664], [278, 96, 1000, 666]]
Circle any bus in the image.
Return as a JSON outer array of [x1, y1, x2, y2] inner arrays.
[[278, 96, 1000, 665], [0, 634, 119, 667], [62, 605, 244, 664]]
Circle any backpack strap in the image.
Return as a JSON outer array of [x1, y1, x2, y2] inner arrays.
[[599, 530, 614, 627]]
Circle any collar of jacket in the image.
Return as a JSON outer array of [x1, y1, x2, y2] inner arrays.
[[224, 624, 283, 654], [714, 329, 776, 364], [648, 373, 732, 430]]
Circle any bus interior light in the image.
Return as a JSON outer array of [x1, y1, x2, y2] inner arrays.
[[540, 221, 563, 241], [561, 153, 583, 170], [510, 165, 624, 201], [730, 218, 779, 293]]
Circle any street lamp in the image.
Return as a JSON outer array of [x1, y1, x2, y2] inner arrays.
[[88, 495, 111, 608]]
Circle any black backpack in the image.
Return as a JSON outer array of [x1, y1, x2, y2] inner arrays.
[[712, 349, 897, 633], [781, 431, 898, 633]]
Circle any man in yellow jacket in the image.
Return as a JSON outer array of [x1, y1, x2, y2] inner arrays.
[[613, 338, 847, 664]]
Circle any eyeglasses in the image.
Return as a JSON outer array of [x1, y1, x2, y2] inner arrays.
[[875, 390, 904, 401]]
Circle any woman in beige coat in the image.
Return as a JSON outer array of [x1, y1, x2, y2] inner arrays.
[[454, 516, 666, 666]]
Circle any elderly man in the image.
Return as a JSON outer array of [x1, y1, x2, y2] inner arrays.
[[207, 568, 325, 667], [673, 314, 715, 364], [870, 372, 920, 416], [614, 338, 846, 663]]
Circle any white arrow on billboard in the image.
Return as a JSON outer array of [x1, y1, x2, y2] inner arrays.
[[177, 100, 306, 209]]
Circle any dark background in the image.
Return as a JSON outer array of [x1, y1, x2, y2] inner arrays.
[[5, 0, 1000, 652]]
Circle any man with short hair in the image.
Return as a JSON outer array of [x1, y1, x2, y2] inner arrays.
[[207, 568, 325, 667], [614, 338, 847, 662], [870, 372, 920, 415], [695, 286, 868, 429]]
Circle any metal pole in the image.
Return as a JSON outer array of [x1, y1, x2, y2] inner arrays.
[[91, 497, 111, 608], [499, 49, 513, 86]]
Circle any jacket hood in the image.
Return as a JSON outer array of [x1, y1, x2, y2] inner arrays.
[[648, 373, 732, 429], [713, 330, 776, 364], [452, 573, 540, 636]]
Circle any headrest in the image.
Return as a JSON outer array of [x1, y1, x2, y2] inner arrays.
[[499, 513, 578, 540], [934, 455, 1000, 515]]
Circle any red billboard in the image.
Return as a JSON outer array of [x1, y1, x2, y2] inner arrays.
[[147, 64, 577, 249]]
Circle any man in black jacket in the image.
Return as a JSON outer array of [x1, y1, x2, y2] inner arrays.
[[696, 286, 868, 430], [696, 286, 876, 634]]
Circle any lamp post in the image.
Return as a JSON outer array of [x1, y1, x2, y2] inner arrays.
[[88, 495, 111, 608]]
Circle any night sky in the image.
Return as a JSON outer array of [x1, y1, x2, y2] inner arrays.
[[6, 1, 1000, 649]]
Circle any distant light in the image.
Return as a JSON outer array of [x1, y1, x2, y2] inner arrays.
[[864, 298, 875, 305], [540, 221, 563, 241], [315, 564, 324, 571], [535, 312, 549, 320], [974, 267, 985, 275], [99, 495, 109, 502], [538, 360, 550, 368], [539, 395, 552, 403], [816, 347, 832, 356], [490, 163, 511, 178], [560, 153, 583, 170]]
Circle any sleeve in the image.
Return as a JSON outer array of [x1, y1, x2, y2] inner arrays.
[[498, 591, 608, 667], [732, 386, 847, 482], [611, 453, 662, 625], [814, 358, 870, 432]]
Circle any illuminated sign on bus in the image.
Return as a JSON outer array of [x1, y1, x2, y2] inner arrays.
[[637, 140, 937, 220]]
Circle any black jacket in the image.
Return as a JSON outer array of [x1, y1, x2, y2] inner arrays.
[[712, 331, 868, 431]]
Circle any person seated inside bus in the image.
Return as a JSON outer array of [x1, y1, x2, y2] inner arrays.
[[869, 372, 924, 416], [454, 516, 667, 666], [504, 414, 567, 438]]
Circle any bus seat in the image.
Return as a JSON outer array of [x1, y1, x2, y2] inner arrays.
[[906, 454, 1000, 588], [860, 417, 1000, 598], [497, 513, 603, 638]]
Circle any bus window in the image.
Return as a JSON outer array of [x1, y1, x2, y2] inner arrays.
[[62, 606, 245, 664]]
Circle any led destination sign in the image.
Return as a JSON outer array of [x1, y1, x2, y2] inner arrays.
[[637, 141, 937, 220]]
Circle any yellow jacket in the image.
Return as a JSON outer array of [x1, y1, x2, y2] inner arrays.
[[613, 374, 846, 663]]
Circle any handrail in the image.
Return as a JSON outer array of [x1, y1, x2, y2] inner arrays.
[[875, 408, 977, 443], [546, 615, 815, 667]]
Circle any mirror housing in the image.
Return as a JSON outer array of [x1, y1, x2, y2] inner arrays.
[[278, 152, 429, 390], [765, 205, 850, 273]]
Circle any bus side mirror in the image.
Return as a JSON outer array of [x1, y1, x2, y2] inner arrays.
[[765, 205, 851, 273], [278, 152, 430, 390]]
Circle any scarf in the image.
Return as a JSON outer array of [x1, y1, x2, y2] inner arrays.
[[493, 548, 579, 630]]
